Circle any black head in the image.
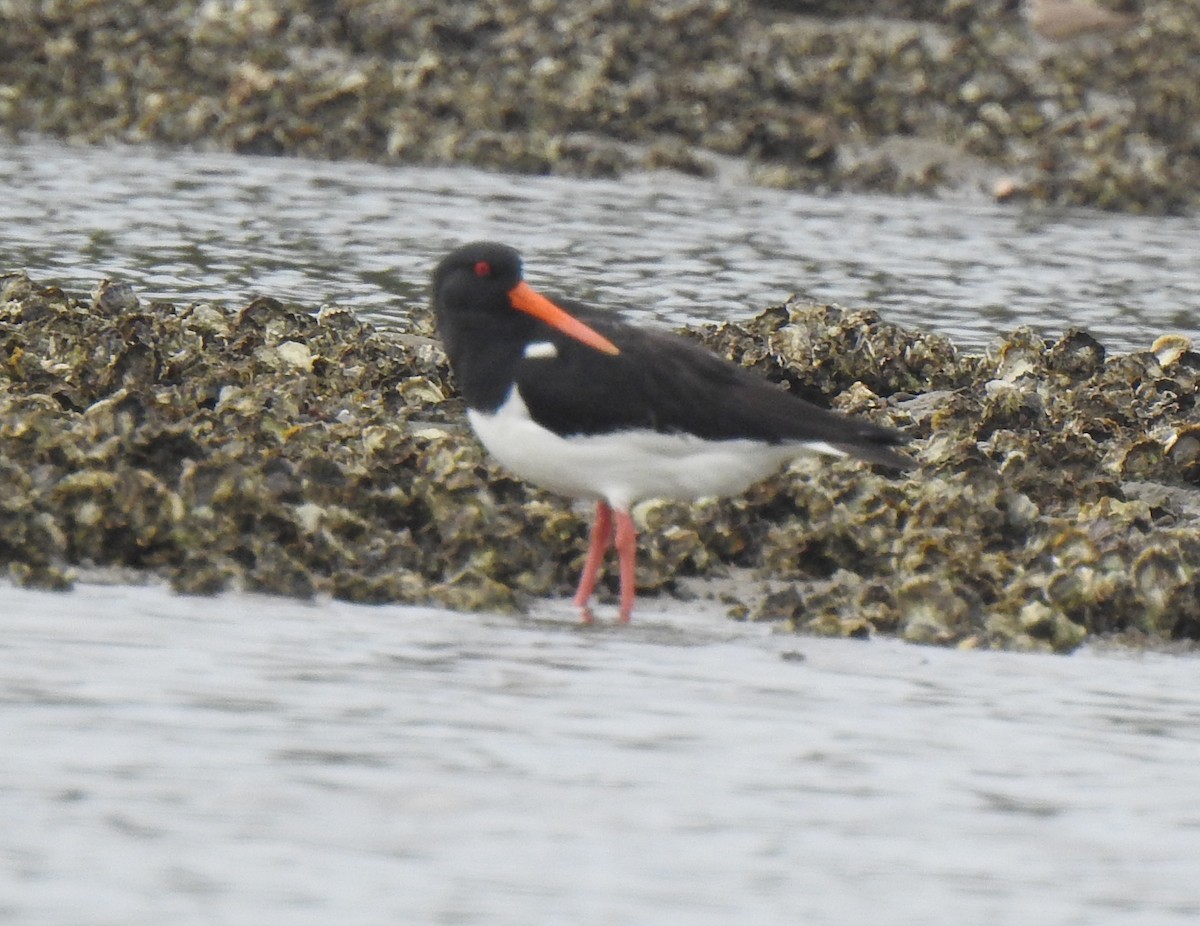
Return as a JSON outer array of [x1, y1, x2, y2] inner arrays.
[[431, 242, 619, 367], [431, 241, 525, 321]]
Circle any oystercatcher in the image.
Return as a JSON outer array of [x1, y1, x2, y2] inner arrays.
[[432, 242, 910, 623]]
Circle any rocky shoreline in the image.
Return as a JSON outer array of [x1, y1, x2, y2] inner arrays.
[[1, 0, 1196, 213], [2, 0, 1197, 650], [3, 269, 1198, 652]]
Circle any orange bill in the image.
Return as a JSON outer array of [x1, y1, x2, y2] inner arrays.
[[508, 281, 620, 356]]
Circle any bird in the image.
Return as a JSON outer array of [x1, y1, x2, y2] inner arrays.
[[431, 241, 910, 623]]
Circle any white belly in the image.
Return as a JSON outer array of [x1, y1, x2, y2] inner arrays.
[[467, 390, 843, 511]]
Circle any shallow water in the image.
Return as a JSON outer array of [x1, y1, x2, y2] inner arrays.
[[3, 138, 1200, 924], [2, 582, 1199, 926], [2, 137, 1197, 351]]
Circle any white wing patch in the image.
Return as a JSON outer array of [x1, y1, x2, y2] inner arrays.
[[523, 341, 558, 360]]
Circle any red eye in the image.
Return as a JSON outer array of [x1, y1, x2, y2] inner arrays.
[[474, 260, 491, 277]]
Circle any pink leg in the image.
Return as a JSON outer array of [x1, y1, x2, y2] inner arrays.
[[573, 500, 613, 619], [613, 508, 638, 623]]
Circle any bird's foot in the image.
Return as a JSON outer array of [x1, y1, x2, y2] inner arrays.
[[574, 602, 631, 625]]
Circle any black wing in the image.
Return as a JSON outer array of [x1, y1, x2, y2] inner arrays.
[[515, 304, 910, 469]]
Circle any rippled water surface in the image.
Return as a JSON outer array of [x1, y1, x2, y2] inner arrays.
[[3, 138, 1200, 924], [2, 138, 1197, 350], [3, 583, 1199, 926]]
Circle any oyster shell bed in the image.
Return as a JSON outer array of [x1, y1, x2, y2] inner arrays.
[[1, 0, 1197, 213], [4, 269, 1199, 652]]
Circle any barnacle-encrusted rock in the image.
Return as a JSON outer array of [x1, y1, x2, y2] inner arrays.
[[1, 1, 1199, 212], [689, 296, 1200, 651], [2, 271, 1199, 653], [692, 300, 965, 401]]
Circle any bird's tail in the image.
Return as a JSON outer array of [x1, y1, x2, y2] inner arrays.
[[834, 433, 913, 470]]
